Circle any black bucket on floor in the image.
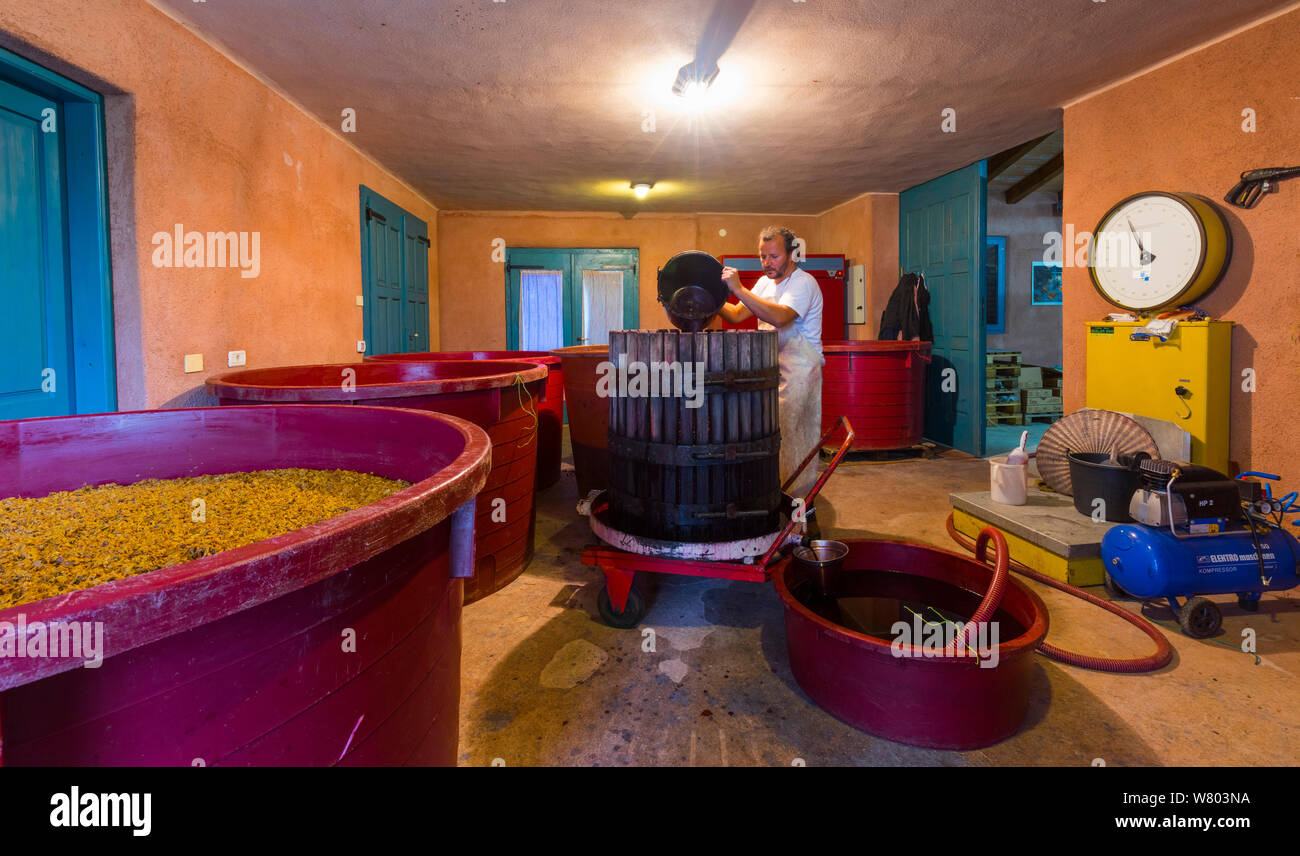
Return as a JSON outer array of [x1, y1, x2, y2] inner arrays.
[[1068, 452, 1140, 522]]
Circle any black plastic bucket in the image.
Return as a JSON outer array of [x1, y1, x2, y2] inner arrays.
[[1068, 452, 1139, 522], [657, 251, 726, 331]]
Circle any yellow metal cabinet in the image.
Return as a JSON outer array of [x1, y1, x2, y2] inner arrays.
[[1085, 320, 1232, 473]]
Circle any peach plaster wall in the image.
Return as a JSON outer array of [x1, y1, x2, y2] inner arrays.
[[437, 211, 820, 350], [815, 193, 900, 340], [1062, 7, 1300, 484], [437, 206, 896, 350], [0, 0, 440, 410]]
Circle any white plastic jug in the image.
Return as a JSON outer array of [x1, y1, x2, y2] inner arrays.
[[990, 455, 1028, 505]]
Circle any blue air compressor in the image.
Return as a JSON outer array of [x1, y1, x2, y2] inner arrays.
[[1101, 461, 1300, 637]]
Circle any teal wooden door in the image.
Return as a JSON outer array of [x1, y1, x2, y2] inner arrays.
[[900, 161, 987, 456], [506, 249, 637, 350], [0, 78, 72, 420], [404, 223, 431, 352], [507, 249, 570, 351], [360, 186, 429, 355], [571, 250, 637, 348]]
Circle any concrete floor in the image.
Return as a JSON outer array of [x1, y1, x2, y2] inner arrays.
[[458, 430, 1300, 766]]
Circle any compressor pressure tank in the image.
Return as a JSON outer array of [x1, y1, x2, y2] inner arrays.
[[1102, 524, 1300, 600]]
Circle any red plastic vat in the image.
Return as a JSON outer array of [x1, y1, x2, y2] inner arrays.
[[821, 340, 930, 450], [368, 350, 563, 490], [0, 405, 490, 766], [774, 539, 1048, 750], [550, 345, 610, 497], [207, 361, 547, 604]]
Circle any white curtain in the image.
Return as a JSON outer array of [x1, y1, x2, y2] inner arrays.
[[581, 270, 623, 347], [520, 270, 563, 351]]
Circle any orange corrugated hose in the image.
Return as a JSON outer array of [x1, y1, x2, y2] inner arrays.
[[945, 513, 1173, 672]]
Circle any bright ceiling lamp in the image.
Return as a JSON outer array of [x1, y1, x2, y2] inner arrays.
[[631, 182, 655, 199], [672, 60, 720, 106]]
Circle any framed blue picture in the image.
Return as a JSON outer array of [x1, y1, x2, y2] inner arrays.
[[1031, 261, 1063, 305], [985, 236, 1006, 334]]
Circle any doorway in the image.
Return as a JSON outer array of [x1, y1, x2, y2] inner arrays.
[[899, 160, 987, 457], [505, 248, 638, 350], [983, 130, 1065, 456], [0, 46, 115, 420], [898, 131, 1066, 458]]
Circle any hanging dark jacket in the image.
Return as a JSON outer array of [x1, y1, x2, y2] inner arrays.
[[878, 272, 933, 342]]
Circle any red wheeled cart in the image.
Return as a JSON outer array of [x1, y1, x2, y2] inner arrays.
[[580, 417, 855, 627]]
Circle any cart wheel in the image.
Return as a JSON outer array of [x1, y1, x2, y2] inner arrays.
[[598, 586, 644, 629], [1177, 597, 1222, 638], [1103, 572, 1135, 601]]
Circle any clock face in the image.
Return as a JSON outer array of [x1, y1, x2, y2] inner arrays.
[[1090, 193, 1207, 311]]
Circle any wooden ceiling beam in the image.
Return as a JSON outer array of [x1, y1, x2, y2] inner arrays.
[[1005, 152, 1064, 204], [986, 132, 1055, 181]]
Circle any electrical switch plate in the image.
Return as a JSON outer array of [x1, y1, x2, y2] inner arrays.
[[184, 353, 204, 373], [356, 295, 364, 306], [848, 265, 867, 324], [227, 350, 247, 367], [356, 340, 366, 353]]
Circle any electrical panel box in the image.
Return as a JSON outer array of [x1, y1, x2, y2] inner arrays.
[[848, 265, 866, 325], [1085, 320, 1232, 474]]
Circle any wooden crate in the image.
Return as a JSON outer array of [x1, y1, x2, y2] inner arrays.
[[1018, 365, 1063, 390], [1015, 365, 1063, 425], [986, 350, 1022, 366], [1020, 389, 1062, 413], [985, 399, 1023, 426]]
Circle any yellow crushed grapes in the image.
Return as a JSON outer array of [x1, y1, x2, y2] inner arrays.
[[0, 468, 410, 610]]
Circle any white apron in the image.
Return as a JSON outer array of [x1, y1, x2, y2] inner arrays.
[[775, 333, 824, 500]]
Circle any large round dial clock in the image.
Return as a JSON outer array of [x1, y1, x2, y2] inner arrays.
[[1088, 191, 1232, 312]]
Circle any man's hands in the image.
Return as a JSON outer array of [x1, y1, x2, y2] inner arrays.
[[716, 267, 749, 324], [721, 266, 743, 296], [716, 267, 799, 328]]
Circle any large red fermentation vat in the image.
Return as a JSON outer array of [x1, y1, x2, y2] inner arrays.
[[368, 350, 564, 491], [820, 340, 930, 450], [0, 405, 490, 765], [550, 345, 610, 497], [207, 361, 546, 603], [774, 538, 1048, 750]]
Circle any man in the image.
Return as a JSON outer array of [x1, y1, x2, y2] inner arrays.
[[716, 226, 824, 514]]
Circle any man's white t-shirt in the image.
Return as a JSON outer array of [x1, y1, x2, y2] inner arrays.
[[752, 268, 823, 353]]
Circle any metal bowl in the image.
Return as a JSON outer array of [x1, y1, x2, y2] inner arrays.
[[792, 539, 850, 596]]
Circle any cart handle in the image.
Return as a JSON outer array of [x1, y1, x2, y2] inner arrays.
[[758, 416, 855, 569]]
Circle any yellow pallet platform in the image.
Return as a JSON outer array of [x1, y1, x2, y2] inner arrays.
[[950, 493, 1113, 587]]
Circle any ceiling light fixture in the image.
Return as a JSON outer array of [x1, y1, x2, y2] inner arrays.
[[671, 60, 720, 102], [631, 182, 655, 199]]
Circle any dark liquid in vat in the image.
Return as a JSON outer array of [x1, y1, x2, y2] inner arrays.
[[791, 570, 1026, 640]]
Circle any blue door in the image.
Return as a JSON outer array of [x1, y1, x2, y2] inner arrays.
[[900, 161, 987, 456], [360, 187, 430, 355], [0, 78, 73, 420]]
